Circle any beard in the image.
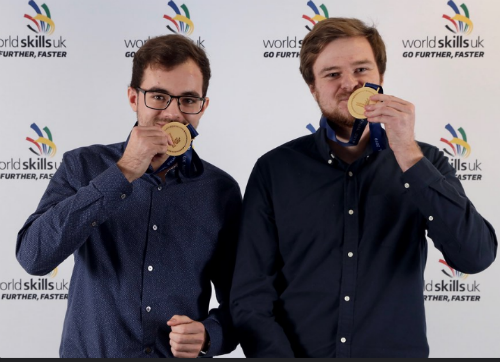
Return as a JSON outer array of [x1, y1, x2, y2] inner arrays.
[[315, 92, 355, 129]]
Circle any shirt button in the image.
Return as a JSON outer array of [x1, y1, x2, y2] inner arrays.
[[157, 186, 162, 191], [146, 306, 151, 312], [91, 221, 97, 227], [328, 160, 332, 165], [341, 337, 347, 343], [348, 210, 354, 215], [404, 183, 410, 189], [152, 225, 158, 231], [345, 296, 350, 302], [144, 347, 152, 354], [348, 252, 354, 258], [348, 171, 353, 177], [429, 216, 434, 221], [120, 193, 126, 200], [148, 266, 153, 272]]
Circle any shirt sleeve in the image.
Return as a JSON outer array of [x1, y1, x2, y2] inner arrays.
[[16, 151, 133, 276], [402, 149, 497, 274], [230, 161, 295, 358], [200, 181, 242, 357]]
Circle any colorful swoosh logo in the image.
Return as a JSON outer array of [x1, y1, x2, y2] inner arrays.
[[440, 124, 471, 158], [443, 0, 473, 35], [26, 123, 57, 157], [302, 1, 329, 31], [24, 0, 55, 35], [439, 259, 469, 280], [164, 1, 194, 36]]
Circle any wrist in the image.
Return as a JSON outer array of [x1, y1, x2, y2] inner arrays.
[[199, 330, 211, 357]]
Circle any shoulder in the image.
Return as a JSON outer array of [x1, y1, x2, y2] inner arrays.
[[63, 143, 124, 161], [200, 160, 240, 191], [60, 143, 124, 174], [257, 134, 316, 167]]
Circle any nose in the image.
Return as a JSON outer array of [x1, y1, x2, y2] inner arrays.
[[340, 73, 361, 92], [161, 98, 184, 122]]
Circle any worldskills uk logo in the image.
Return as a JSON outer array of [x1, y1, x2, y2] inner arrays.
[[24, 0, 55, 35], [0, 1, 67, 59], [164, 1, 194, 36], [440, 124, 482, 181], [302, 1, 329, 31], [26, 123, 57, 158], [401, 1, 484, 59], [263, 1, 329, 59], [443, 1, 473, 35], [0, 123, 60, 181]]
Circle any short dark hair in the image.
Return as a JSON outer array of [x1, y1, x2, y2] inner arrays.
[[130, 34, 211, 97], [300, 18, 387, 86]]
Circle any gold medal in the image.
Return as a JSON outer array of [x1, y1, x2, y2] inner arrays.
[[347, 86, 379, 119], [162, 123, 192, 156]]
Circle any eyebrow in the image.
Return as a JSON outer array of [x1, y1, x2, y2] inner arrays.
[[145, 87, 202, 98], [319, 59, 375, 74]]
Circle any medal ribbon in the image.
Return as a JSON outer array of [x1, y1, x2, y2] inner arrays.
[[320, 82, 386, 152]]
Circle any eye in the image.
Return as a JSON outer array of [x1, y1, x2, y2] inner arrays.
[[355, 68, 368, 73], [326, 72, 340, 78], [152, 94, 166, 101]]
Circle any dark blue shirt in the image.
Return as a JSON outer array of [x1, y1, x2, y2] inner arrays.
[[230, 127, 497, 358], [16, 140, 242, 358]]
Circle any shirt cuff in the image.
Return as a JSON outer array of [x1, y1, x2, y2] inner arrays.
[[401, 157, 444, 193], [200, 318, 222, 357]]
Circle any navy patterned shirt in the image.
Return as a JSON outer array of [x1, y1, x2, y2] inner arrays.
[[230, 127, 497, 358], [16, 138, 242, 358]]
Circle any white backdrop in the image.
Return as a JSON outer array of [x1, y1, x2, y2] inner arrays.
[[1, 0, 499, 358]]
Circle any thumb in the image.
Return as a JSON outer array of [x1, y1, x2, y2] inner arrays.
[[167, 314, 193, 326]]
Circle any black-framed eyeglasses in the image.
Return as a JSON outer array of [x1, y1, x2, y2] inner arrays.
[[136, 87, 206, 115]]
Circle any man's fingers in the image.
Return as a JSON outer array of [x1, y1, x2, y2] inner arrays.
[[167, 314, 193, 326], [169, 331, 204, 344], [170, 322, 205, 335]]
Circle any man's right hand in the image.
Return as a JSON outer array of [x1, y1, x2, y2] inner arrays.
[[117, 125, 173, 182]]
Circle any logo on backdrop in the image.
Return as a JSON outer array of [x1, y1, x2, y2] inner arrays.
[[263, 1, 330, 59], [424, 259, 481, 302], [0, 1, 68, 59], [24, 0, 55, 35], [0, 267, 69, 302], [125, 1, 205, 58], [401, 1, 484, 59], [164, 0, 194, 36], [26, 123, 57, 157], [0, 123, 60, 181], [302, 1, 329, 31], [439, 124, 482, 181], [443, 1, 472, 35]]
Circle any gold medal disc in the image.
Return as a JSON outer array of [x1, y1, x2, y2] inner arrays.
[[162, 123, 192, 156], [347, 86, 379, 119]]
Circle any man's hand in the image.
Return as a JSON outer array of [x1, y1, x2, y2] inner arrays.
[[117, 126, 173, 182], [365, 94, 424, 172], [167, 315, 207, 358]]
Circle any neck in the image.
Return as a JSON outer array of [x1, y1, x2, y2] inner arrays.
[[327, 125, 371, 165]]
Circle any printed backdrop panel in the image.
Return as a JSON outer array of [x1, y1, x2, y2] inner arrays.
[[0, 0, 499, 358]]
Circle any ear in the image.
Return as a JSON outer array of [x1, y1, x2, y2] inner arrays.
[[200, 97, 210, 114], [128, 87, 138, 112], [309, 84, 317, 101]]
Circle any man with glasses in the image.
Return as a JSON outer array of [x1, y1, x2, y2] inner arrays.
[[17, 34, 241, 358]]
